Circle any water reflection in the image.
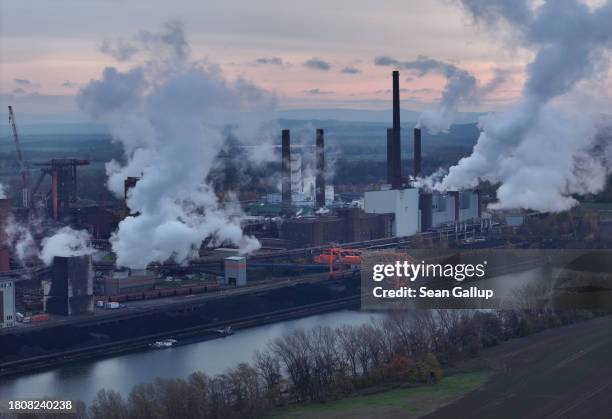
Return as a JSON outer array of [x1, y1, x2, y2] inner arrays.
[[0, 310, 381, 404]]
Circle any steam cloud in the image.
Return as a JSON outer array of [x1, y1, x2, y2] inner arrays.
[[40, 227, 95, 266], [4, 217, 94, 267], [79, 21, 276, 268], [437, 0, 612, 212], [375, 56, 508, 133], [4, 217, 39, 264]]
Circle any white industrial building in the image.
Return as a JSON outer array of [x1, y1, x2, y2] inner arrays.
[[364, 188, 420, 236], [458, 191, 480, 222], [0, 279, 15, 328], [224, 256, 247, 287], [364, 188, 480, 237], [431, 193, 456, 228]]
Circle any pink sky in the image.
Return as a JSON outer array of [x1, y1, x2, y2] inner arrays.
[[0, 0, 576, 120]]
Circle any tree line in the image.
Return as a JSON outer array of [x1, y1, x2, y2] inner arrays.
[[3, 308, 603, 419]]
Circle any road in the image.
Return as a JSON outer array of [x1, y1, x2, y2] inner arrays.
[[425, 315, 612, 419]]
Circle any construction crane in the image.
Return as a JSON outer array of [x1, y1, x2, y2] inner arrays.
[[7, 106, 30, 208]]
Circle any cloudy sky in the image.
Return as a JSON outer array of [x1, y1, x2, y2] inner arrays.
[[1, 0, 605, 123]]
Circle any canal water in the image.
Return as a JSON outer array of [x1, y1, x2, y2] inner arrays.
[[0, 310, 383, 405]]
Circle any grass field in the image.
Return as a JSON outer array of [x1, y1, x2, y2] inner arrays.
[[268, 371, 491, 419]]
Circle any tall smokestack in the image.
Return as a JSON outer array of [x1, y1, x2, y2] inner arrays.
[[413, 127, 422, 178], [281, 129, 291, 211], [391, 70, 402, 189], [315, 129, 325, 209], [386, 128, 394, 185]]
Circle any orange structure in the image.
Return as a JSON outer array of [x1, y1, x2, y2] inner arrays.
[[315, 247, 363, 278]]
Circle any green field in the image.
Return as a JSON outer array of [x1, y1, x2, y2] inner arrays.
[[269, 371, 491, 419]]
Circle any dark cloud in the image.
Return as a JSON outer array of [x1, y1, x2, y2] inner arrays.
[[14, 79, 34, 86], [304, 88, 335, 95], [458, 0, 532, 28], [99, 38, 139, 61], [478, 68, 512, 96], [255, 56, 283, 65], [374, 56, 401, 67], [375, 88, 431, 95], [341, 66, 360, 74], [62, 80, 77, 88], [304, 57, 331, 70]]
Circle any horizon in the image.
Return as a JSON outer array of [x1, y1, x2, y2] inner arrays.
[[1, 0, 537, 125]]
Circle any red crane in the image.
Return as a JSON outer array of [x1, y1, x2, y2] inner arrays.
[[7, 106, 30, 208]]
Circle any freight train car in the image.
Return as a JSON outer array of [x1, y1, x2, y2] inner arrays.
[[105, 283, 221, 303]]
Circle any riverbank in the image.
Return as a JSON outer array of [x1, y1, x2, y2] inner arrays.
[[0, 310, 382, 405], [0, 295, 359, 378]]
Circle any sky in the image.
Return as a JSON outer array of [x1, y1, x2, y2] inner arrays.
[[0, 0, 606, 124]]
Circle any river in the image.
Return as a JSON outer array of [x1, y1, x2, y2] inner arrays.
[[0, 268, 543, 405], [0, 310, 383, 405]]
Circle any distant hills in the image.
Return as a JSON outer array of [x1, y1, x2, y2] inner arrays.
[[277, 108, 484, 124], [0, 108, 485, 138]]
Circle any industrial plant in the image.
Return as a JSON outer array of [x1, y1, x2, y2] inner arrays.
[[0, 69, 556, 373]]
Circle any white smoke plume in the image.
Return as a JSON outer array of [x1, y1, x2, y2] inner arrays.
[[3, 216, 94, 267], [40, 227, 95, 266], [375, 55, 509, 133], [78, 21, 275, 268], [437, 0, 612, 212], [412, 168, 448, 191], [4, 216, 39, 264]]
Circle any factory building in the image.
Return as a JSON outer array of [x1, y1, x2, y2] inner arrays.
[[94, 270, 157, 295], [363, 70, 481, 237], [364, 188, 420, 236], [0, 279, 16, 328], [44, 255, 94, 316], [336, 207, 394, 242], [280, 216, 344, 247], [224, 256, 247, 286], [431, 193, 457, 228], [280, 209, 393, 247], [458, 190, 481, 221]]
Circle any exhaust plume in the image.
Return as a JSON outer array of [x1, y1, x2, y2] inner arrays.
[[78, 21, 275, 268], [375, 55, 508, 133], [4, 216, 39, 264], [4, 218, 94, 267], [438, 0, 612, 212], [40, 227, 95, 266]]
